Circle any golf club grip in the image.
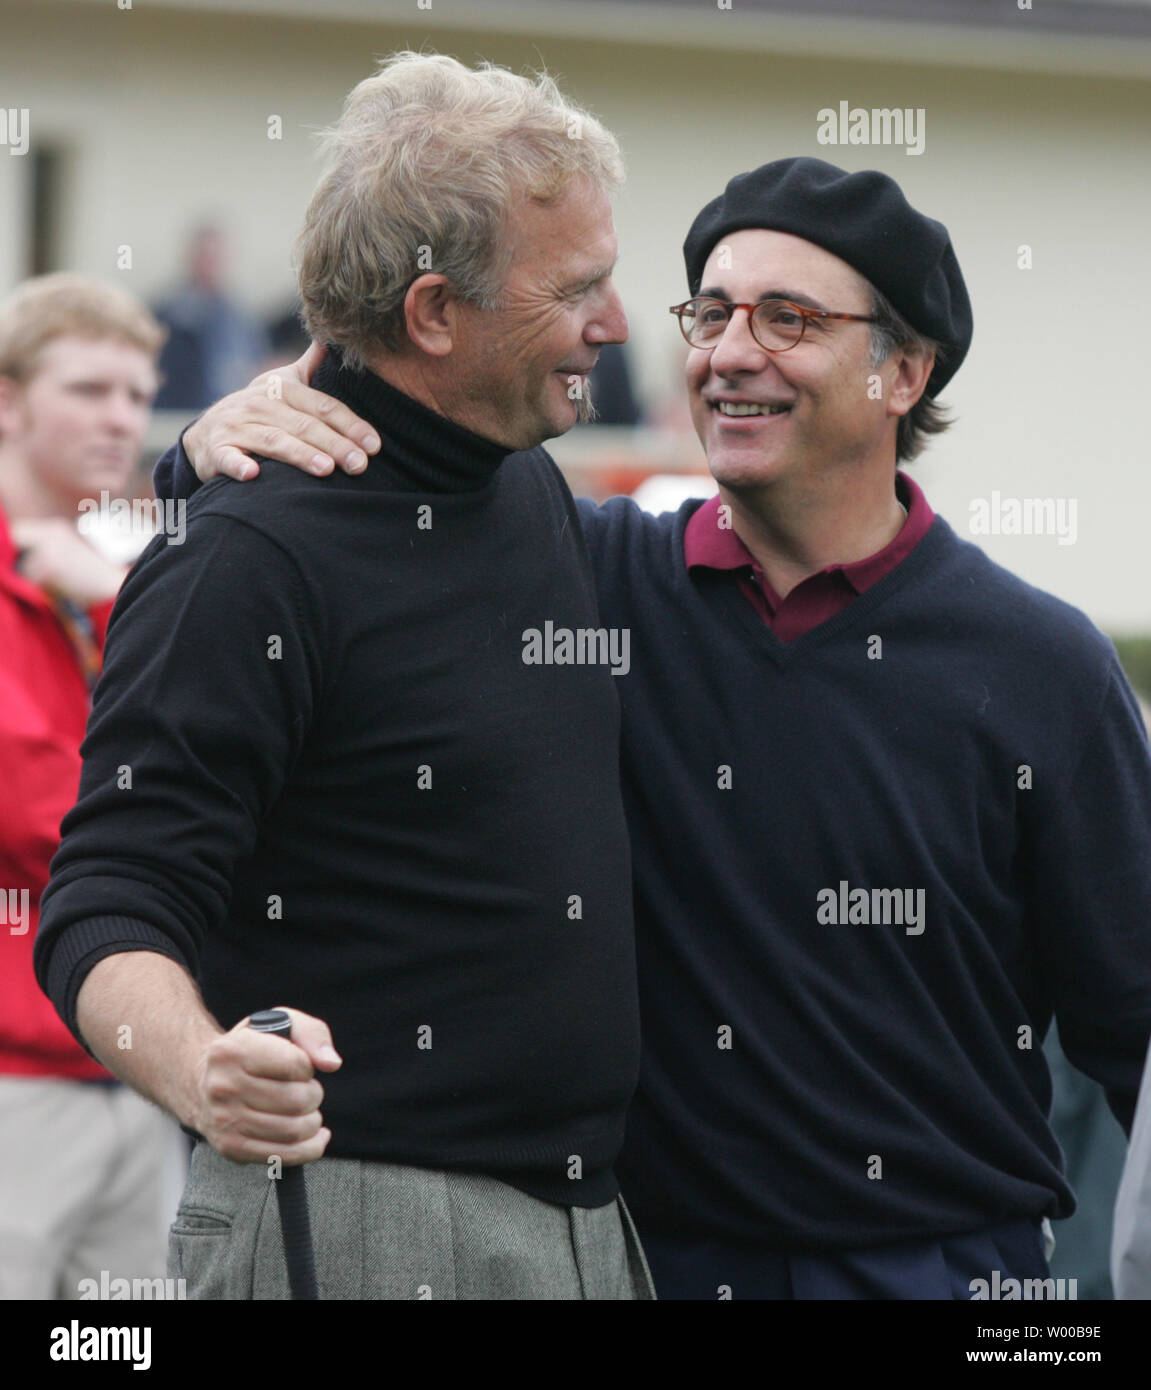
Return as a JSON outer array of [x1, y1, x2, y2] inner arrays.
[[248, 1010, 319, 1300], [276, 1168, 318, 1301]]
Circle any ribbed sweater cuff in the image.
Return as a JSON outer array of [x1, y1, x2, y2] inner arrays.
[[45, 916, 192, 1055]]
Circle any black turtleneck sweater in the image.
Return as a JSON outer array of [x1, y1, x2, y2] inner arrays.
[[35, 354, 640, 1207]]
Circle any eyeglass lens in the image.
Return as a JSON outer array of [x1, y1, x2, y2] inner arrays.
[[682, 299, 805, 350]]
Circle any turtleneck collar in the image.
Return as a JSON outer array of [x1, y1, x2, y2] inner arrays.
[[311, 345, 514, 493]]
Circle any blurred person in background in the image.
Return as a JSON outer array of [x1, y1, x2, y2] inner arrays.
[[152, 224, 268, 411], [0, 273, 178, 1299]]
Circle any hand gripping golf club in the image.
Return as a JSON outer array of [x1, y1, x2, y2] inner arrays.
[[248, 1009, 319, 1300]]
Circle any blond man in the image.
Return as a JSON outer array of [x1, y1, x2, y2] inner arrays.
[[36, 56, 651, 1300], [0, 275, 178, 1299]]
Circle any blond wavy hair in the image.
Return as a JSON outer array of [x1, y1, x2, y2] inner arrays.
[[297, 51, 624, 367], [0, 273, 164, 382]]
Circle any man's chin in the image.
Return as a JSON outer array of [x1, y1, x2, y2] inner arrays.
[[531, 398, 588, 447], [499, 415, 572, 453], [705, 445, 787, 493], [494, 385, 592, 451], [75, 466, 137, 500]]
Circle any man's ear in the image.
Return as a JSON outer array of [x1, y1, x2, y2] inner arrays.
[[887, 347, 934, 419], [403, 274, 458, 359]]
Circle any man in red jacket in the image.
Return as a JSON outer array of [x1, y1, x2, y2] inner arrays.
[[0, 274, 175, 1298]]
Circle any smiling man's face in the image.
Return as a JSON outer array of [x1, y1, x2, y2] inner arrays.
[[687, 229, 893, 497], [448, 175, 628, 451]]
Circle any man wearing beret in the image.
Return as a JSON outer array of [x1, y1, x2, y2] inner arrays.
[[133, 157, 1151, 1299]]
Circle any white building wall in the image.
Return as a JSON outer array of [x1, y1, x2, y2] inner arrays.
[[1, 2, 1147, 628]]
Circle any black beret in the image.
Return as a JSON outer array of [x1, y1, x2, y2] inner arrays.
[[683, 156, 971, 396]]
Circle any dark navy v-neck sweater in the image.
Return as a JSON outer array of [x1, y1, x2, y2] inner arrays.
[[579, 494, 1151, 1251], [142, 427, 1151, 1251], [35, 358, 640, 1207]]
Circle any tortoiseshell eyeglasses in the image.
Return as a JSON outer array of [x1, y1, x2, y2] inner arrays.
[[670, 297, 878, 353]]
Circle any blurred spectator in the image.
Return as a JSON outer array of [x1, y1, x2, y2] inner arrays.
[[0, 274, 179, 1299], [152, 224, 269, 410]]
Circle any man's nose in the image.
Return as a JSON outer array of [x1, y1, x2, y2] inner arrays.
[[708, 305, 770, 377], [589, 282, 629, 346], [104, 391, 146, 435]]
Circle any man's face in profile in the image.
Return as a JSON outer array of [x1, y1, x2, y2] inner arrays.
[[447, 175, 628, 451]]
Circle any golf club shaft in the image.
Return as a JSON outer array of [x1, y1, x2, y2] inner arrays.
[[248, 1009, 319, 1300]]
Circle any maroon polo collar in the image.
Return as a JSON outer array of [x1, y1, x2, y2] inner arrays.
[[684, 471, 935, 641]]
